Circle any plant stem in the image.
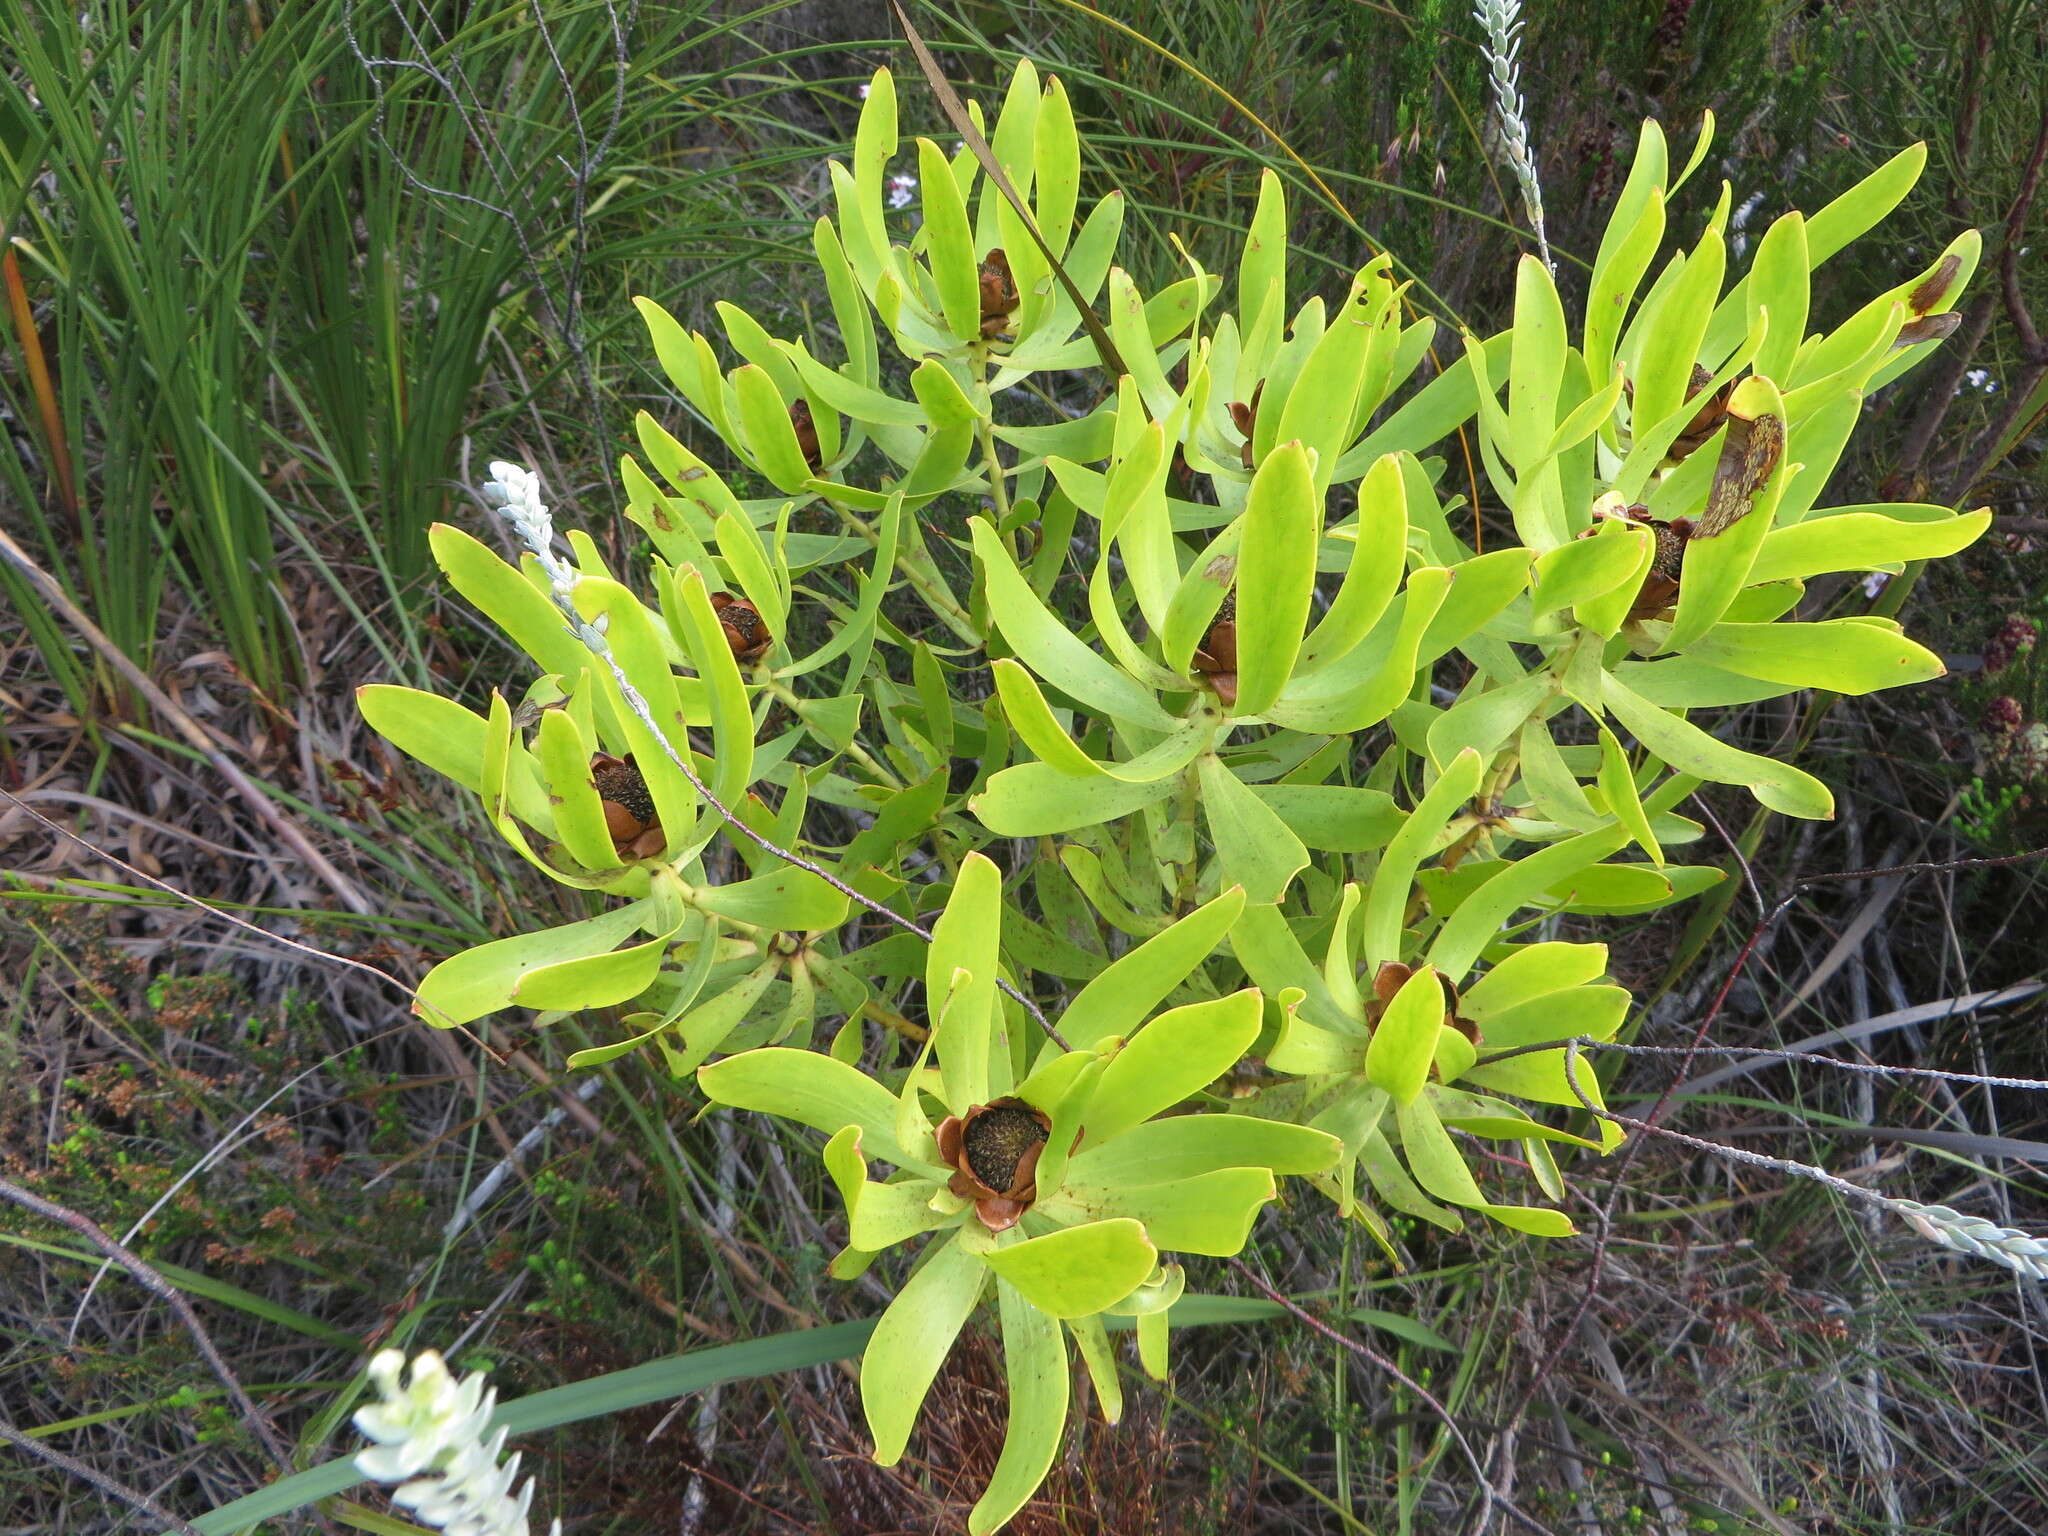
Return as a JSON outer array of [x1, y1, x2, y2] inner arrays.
[[829, 499, 981, 644], [761, 675, 904, 790]]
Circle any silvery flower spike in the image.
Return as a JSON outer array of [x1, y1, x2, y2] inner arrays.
[[354, 1348, 562, 1536]]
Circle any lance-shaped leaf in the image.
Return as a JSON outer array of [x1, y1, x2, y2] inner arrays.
[[971, 761, 1181, 836], [1273, 267, 1380, 491], [534, 703, 623, 872], [1666, 378, 1788, 650], [1303, 451, 1408, 671], [1065, 1115, 1339, 1185], [930, 852, 1005, 1112], [512, 904, 684, 1012], [665, 959, 783, 1076], [414, 903, 655, 1028], [1597, 725, 1663, 866], [971, 520, 1174, 728], [912, 136, 981, 344], [1253, 784, 1405, 853], [1747, 211, 1811, 381], [710, 508, 787, 637], [1237, 170, 1288, 368], [1232, 442, 1319, 716], [1603, 672, 1832, 819], [1068, 1313, 1123, 1425], [1584, 119, 1668, 383], [1747, 507, 1989, 584], [822, 1128, 960, 1255], [863, 1232, 987, 1467], [1045, 1167, 1279, 1256], [1417, 548, 1532, 666], [1507, 257, 1567, 481], [1081, 989, 1264, 1149], [429, 524, 592, 682], [1572, 523, 1655, 637], [991, 658, 1101, 776], [967, 1278, 1069, 1535], [358, 685, 554, 829], [1264, 567, 1451, 733], [1475, 983, 1631, 1049], [1630, 219, 1727, 435], [1199, 754, 1309, 905], [978, 1219, 1157, 1319], [666, 566, 754, 813], [1059, 887, 1247, 1049], [1427, 825, 1633, 982], [1360, 748, 1483, 967], [1683, 620, 1945, 694], [727, 365, 810, 495], [698, 1047, 921, 1170], [693, 867, 850, 931], [1528, 521, 1646, 619], [1363, 964, 1445, 1105], [1459, 941, 1610, 1022]]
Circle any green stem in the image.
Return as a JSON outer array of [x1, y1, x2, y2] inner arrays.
[[828, 499, 981, 645], [761, 675, 903, 791]]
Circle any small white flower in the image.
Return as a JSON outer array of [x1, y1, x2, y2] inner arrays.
[[857, 81, 870, 100], [1965, 367, 1998, 393], [886, 173, 917, 210], [353, 1349, 561, 1536], [1861, 571, 1892, 600]]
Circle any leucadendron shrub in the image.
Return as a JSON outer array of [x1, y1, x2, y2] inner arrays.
[[361, 60, 1989, 1531]]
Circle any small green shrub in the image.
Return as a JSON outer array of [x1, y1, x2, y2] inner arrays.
[[361, 60, 1987, 1529]]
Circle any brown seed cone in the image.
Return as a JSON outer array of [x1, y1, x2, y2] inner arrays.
[[978, 248, 1020, 338], [709, 591, 774, 664], [590, 753, 664, 861], [1191, 590, 1239, 704], [935, 1098, 1051, 1233], [1364, 961, 1481, 1051], [789, 397, 822, 472], [1667, 364, 1731, 462], [1229, 382, 1265, 469]]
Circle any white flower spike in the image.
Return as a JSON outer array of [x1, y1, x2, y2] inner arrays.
[[354, 1349, 562, 1536]]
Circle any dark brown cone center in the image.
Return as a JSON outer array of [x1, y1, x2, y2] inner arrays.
[[962, 1106, 1047, 1195], [592, 759, 656, 824]]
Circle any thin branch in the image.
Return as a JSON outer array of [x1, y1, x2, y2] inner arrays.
[[0, 1417, 208, 1536], [480, 466, 1070, 1049], [1498, 835, 2048, 1448], [0, 1177, 295, 1474], [0, 524, 373, 916], [1555, 1045, 2048, 1280]]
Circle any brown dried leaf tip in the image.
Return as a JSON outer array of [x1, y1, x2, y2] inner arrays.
[[936, 1098, 1051, 1233], [789, 397, 822, 472], [1191, 589, 1239, 706], [591, 752, 665, 861], [978, 248, 1020, 339], [709, 591, 774, 665]]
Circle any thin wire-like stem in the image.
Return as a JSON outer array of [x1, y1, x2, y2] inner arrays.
[[480, 465, 1069, 1050], [0, 1177, 295, 1475], [0, 1418, 208, 1536], [1555, 1045, 2048, 1280], [1477, 1027, 2048, 1092]]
